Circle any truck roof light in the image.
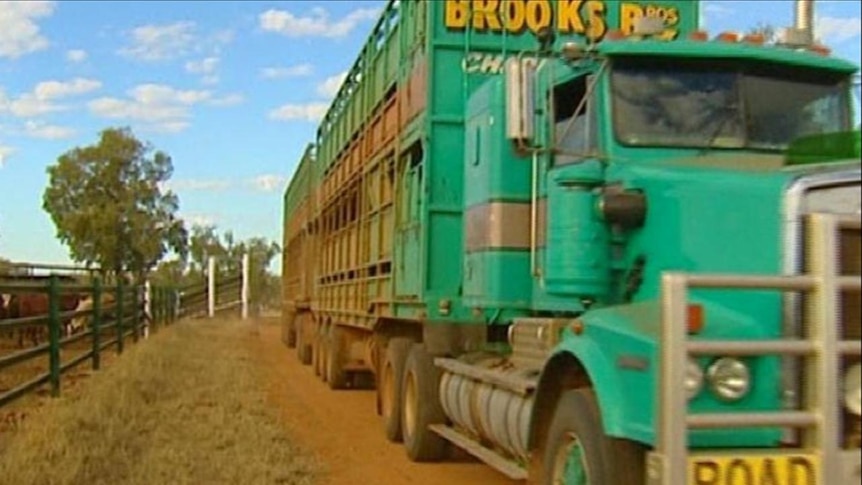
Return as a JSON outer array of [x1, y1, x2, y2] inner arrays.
[[809, 43, 831, 56], [688, 304, 705, 334], [715, 31, 741, 43], [689, 30, 709, 41], [742, 33, 766, 45], [606, 29, 626, 41]]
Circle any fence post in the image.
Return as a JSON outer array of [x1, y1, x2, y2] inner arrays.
[[242, 252, 250, 320], [144, 280, 152, 336], [116, 279, 125, 354], [48, 274, 61, 398], [92, 278, 102, 371], [208, 256, 216, 318]]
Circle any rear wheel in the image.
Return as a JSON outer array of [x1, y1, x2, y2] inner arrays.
[[381, 337, 413, 442], [542, 388, 644, 485], [326, 325, 347, 389], [402, 344, 447, 462], [295, 318, 312, 365]]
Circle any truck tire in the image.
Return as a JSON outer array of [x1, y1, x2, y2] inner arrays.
[[541, 388, 644, 485], [402, 344, 447, 462], [287, 328, 297, 349], [296, 325, 312, 366], [382, 337, 413, 442], [326, 325, 347, 389], [313, 329, 324, 378]]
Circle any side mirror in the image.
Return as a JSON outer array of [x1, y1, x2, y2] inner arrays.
[[505, 57, 536, 144]]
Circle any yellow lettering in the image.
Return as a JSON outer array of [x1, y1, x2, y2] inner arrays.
[[525, 0, 552, 33], [584, 0, 607, 41], [472, 0, 503, 31], [502, 0, 527, 33], [557, 0, 585, 34], [619, 3, 642, 35], [445, 0, 469, 29]]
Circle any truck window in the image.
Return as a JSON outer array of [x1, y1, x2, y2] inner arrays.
[[553, 76, 596, 165], [611, 57, 851, 151]]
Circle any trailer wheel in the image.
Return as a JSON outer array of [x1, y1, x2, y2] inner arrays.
[[326, 325, 347, 389], [312, 329, 323, 377], [402, 344, 447, 462], [381, 337, 413, 442], [296, 329, 312, 365], [286, 328, 297, 348], [542, 388, 644, 485]]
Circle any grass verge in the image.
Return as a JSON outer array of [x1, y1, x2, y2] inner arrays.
[[0, 318, 317, 485]]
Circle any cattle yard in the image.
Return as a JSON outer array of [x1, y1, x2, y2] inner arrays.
[[0, 265, 180, 419]]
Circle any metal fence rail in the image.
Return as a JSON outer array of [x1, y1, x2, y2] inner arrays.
[[0, 275, 178, 409]]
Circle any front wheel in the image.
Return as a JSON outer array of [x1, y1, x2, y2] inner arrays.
[[402, 344, 447, 462], [542, 388, 645, 485]]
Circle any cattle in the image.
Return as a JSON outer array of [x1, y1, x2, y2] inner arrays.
[[69, 292, 117, 335], [3, 292, 84, 347]]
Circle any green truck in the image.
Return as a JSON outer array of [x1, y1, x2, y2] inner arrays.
[[281, 1, 861, 483]]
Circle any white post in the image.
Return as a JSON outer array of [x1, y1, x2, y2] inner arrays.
[[144, 280, 152, 339], [208, 256, 216, 318], [241, 252, 250, 320]]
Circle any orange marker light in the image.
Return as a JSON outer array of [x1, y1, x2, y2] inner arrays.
[[809, 44, 831, 56], [606, 29, 627, 41], [689, 30, 709, 41], [742, 33, 765, 45], [715, 31, 740, 43], [687, 304, 705, 334]]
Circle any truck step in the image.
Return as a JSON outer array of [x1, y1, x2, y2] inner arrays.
[[429, 424, 528, 481]]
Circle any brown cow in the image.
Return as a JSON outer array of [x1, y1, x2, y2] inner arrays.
[[5, 293, 83, 347]]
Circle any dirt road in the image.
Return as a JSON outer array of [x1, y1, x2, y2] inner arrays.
[[250, 321, 523, 485]]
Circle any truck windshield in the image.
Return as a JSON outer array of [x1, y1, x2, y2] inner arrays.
[[611, 57, 851, 150]]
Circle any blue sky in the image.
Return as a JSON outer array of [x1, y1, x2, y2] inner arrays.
[[1, 0, 860, 273]]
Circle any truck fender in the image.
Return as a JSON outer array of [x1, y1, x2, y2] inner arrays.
[[527, 337, 628, 453]]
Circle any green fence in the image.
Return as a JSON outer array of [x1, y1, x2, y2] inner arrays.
[[0, 275, 178, 409]]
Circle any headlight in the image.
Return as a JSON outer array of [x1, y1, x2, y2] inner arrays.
[[844, 364, 862, 416], [707, 357, 751, 402], [686, 357, 704, 400]]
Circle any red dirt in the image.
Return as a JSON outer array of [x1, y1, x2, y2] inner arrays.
[[250, 321, 523, 485]]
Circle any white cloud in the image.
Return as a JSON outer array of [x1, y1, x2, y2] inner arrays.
[[66, 49, 87, 63], [118, 21, 197, 61], [166, 179, 232, 192], [0, 0, 55, 59], [317, 71, 347, 99], [88, 84, 213, 132], [268, 102, 329, 122], [259, 6, 379, 38], [703, 2, 734, 17], [0, 78, 101, 118], [0, 144, 14, 168], [815, 15, 862, 44], [261, 64, 314, 79], [34, 78, 102, 100], [186, 57, 221, 85], [186, 56, 219, 75], [208, 93, 244, 107], [183, 213, 219, 227], [249, 174, 285, 192], [23, 120, 76, 139]]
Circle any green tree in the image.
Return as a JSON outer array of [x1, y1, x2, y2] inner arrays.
[[42, 127, 188, 280]]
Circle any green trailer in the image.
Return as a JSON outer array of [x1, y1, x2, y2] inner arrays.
[[281, 0, 861, 483]]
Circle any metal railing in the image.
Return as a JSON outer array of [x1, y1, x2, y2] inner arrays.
[[0, 275, 178, 409], [649, 212, 862, 484]]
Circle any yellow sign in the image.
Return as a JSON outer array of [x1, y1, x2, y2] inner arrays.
[[445, 0, 608, 41], [444, 0, 682, 42], [689, 454, 818, 485]]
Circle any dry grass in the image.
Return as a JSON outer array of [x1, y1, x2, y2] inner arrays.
[[0, 318, 318, 485]]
